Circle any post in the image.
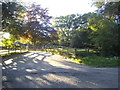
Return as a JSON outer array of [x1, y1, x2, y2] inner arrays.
[[7, 46, 10, 54], [74, 48, 77, 58], [15, 45, 16, 53], [20, 46, 21, 52], [65, 47, 68, 59], [87, 47, 89, 52]]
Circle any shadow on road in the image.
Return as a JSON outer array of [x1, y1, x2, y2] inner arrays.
[[2, 52, 118, 88]]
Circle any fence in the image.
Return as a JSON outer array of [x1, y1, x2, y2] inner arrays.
[[0, 45, 28, 56], [28, 45, 90, 58], [0, 44, 93, 58]]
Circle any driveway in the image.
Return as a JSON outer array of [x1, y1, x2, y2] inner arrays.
[[2, 51, 118, 88]]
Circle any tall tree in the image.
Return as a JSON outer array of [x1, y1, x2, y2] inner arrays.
[[23, 3, 56, 45], [1, 1, 26, 37], [88, 10, 119, 56], [92, 1, 120, 23], [54, 13, 91, 47]]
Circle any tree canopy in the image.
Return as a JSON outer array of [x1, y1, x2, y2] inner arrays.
[[1, 0, 119, 56], [53, 1, 119, 56], [1, 1, 56, 45]]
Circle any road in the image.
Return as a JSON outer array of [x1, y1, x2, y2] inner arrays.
[[2, 51, 118, 88]]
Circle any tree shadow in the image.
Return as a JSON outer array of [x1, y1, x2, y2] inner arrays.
[[2, 52, 118, 88]]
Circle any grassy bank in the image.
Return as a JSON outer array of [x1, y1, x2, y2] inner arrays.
[[42, 47, 119, 67], [70, 55, 119, 67]]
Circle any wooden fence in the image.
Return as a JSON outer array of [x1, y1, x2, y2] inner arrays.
[[0, 45, 28, 55]]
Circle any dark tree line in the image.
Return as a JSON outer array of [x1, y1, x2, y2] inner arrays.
[[53, 1, 120, 56]]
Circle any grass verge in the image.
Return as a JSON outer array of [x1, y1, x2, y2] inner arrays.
[[1, 50, 29, 57], [43, 48, 119, 67], [70, 55, 119, 67]]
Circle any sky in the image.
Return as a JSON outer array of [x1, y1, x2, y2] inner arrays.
[[0, 32, 10, 41], [22, 0, 97, 17]]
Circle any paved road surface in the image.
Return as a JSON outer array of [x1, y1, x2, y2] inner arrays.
[[2, 51, 118, 88]]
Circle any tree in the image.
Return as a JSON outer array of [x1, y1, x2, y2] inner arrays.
[[1, 1, 26, 37], [23, 3, 56, 45], [54, 13, 92, 47], [92, 1, 120, 23], [88, 13, 118, 56], [91, 1, 119, 56], [2, 2, 56, 46], [70, 27, 92, 48]]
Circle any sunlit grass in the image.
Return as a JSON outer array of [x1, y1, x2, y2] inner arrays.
[[43, 47, 119, 67], [67, 55, 119, 67], [80, 55, 119, 67]]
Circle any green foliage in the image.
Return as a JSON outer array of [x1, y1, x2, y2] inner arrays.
[[54, 9, 119, 56], [18, 37, 31, 44], [1, 34, 18, 48], [54, 14, 77, 46], [81, 55, 119, 67], [70, 28, 91, 48], [42, 47, 119, 67], [23, 3, 55, 45], [1, 1, 119, 58], [54, 13, 92, 47], [2, 1, 55, 45], [91, 1, 119, 56], [57, 28, 70, 46], [92, 2, 120, 20], [88, 14, 118, 56], [2, 1, 26, 36]]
